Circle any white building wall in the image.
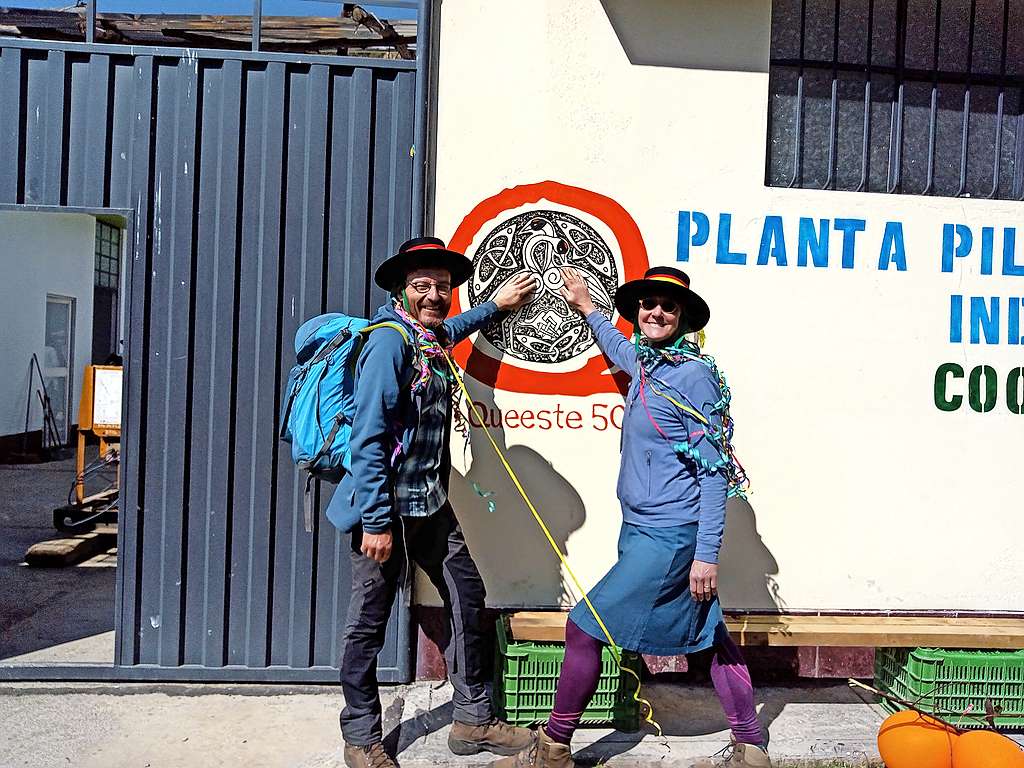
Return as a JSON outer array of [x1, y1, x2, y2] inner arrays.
[[0, 211, 96, 439], [428, 1, 1023, 611]]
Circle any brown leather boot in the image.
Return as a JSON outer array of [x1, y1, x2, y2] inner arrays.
[[689, 742, 772, 768], [343, 742, 398, 768], [488, 728, 575, 768], [448, 717, 534, 756]]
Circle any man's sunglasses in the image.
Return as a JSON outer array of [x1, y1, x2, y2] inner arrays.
[[639, 297, 680, 314]]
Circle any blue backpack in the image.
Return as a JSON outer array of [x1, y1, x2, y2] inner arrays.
[[279, 313, 410, 530]]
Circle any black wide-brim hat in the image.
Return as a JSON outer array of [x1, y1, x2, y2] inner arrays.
[[374, 236, 475, 291], [613, 266, 711, 332]]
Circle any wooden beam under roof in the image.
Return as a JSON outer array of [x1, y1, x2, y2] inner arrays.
[[0, 6, 416, 57]]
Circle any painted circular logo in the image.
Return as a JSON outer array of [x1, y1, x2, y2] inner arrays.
[[467, 210, 618, 364], [448, 181, 650, 396]]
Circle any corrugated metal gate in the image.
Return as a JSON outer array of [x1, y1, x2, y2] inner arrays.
[[0, 39, 419, 682]]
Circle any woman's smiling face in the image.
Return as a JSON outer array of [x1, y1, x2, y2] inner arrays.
[[637, 294, 682, 344]]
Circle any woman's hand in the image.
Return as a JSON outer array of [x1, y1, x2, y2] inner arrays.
[[690, 560, 718, 602], [558, 267, 598, 316], [493, 272, 539, 311]]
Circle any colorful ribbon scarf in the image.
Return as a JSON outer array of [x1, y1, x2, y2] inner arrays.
[[635, 336, 750, 498], [392, 298, 470, 441], [392, 299, 456, 393]]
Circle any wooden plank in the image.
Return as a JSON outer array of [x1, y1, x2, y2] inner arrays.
[[0, 8, 415, 48], [725, 618, 1024, 648], [25, 531, 117, 567], [81, 488, 119, 506], [507, 611, 1024, 649], [725, 615, 1024, 626], [728, 629, 1024, 649]]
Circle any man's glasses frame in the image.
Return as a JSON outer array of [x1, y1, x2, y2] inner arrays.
[[406, 279, 452, 297]]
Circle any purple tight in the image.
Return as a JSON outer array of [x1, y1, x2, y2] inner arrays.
[[707, 626, 763, 746], [543, 619, 763, 747], [544, 619, 604, 745]]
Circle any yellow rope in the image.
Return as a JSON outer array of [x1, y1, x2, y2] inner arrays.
[[646, 377, 707, 424], [441, 350, 662, 737]]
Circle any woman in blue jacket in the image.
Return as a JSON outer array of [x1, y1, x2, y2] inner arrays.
[[493, 266, 769, 768]]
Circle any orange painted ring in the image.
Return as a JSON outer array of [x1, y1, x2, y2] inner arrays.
[[447, 181, 650, 396]]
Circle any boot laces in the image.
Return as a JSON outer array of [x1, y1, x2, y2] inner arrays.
[[486, 717, 518, 737], [713, 742, 737, 764], [516, 730, 540, 767]]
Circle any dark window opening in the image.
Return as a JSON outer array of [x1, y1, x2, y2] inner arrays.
[[767, 0, 1024, 199], [92, 221, 121, 364]]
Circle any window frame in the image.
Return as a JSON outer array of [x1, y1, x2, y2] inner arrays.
[[766, 0, 1024, 200]]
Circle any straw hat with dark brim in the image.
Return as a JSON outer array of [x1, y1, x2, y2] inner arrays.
[[373, 236, 474, 291], [613, 266, 711, 332]]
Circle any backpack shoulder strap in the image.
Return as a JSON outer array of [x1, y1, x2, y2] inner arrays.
[[360, 320, 411, 345], [350, 320, 414, 382], [359, 320, 427, 396]]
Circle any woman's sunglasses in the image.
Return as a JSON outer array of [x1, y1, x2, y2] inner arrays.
[[639, 297, 680, 314]]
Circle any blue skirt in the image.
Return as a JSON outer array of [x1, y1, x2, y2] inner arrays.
[[569, 521, 723, 656]]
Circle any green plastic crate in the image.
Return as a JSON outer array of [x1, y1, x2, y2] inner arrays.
[[875, 647, 1024, 730], [492, 616, 641, 731]]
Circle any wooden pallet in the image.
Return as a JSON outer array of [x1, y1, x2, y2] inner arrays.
[[508, 611, 1024, 649]]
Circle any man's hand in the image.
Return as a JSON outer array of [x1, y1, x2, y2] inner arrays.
[[558, 267, 598, 316], [361, 530, 393, 563], [493, 272, 539, 311], [690, 560, 718, 602]]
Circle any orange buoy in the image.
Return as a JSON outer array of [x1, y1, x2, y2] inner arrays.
[[952, 730, 1024, 768], [877, 709, 958, 768]]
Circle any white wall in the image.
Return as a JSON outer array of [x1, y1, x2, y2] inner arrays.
[[0, 211, 96, 439], [428, 1, 1024, 612]]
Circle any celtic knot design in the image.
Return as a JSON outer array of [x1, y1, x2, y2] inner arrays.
[[468, 210, 618, 364]]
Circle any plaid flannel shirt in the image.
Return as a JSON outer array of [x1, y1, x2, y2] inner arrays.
[[391, 361, 449, 517]]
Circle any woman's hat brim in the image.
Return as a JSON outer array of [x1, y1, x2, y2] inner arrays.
[[374, 249, 474, 291], [614, 278, 711, 332]]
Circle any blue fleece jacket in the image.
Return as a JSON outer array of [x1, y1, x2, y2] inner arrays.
[[325, 300, 500, 534], [587, 312, 728, 564]]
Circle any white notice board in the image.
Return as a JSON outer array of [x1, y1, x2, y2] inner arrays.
[[92, 367, 122, 428]]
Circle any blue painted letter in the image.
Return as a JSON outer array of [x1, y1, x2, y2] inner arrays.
[[970, 296, 1000, 344], [834, 218, 866, 269], [1003, 227, 1024, 276], [980, 227, 995, 275], [1010, 297, 1021, 345], [949, 294, 963, 343], [878, 221, 907, 271], [677, 210, 710, 262], [757, 215, 788, 266], [941, 223, 973, 272], [716, 213, 747, 265], [798, 217, 829, 267]]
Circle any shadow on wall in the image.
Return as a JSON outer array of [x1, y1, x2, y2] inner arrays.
[[428, 367, 782, 613], [441, 369, 587, 609], [598, 0, 771, 74], [717, 497, 785, 611]]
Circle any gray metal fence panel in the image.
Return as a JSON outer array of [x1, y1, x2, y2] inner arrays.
[[183, 58, 242, 668], [0, 40, 418, 682], [0, 48, 22, 202]]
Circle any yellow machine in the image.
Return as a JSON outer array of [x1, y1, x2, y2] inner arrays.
[[53, 364, 121, 532]]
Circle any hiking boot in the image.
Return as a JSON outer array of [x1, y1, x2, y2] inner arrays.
[[448, 717, 534, 756], [689, 742, 772, 768], [343, 742, 398, 768], [488, 728, 575, 768]]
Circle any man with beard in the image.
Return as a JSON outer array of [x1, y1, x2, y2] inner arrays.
[[327, 236, 537, 768]]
